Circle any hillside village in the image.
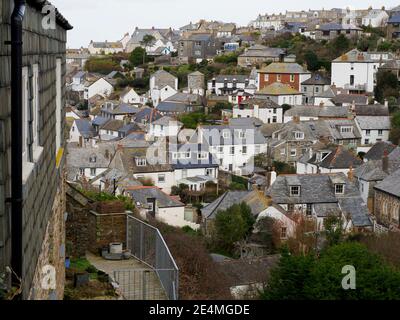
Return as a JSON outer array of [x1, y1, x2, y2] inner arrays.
[[2, 1, 400, 301]]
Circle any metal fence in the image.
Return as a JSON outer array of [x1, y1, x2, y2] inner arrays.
[[124, 216, 179, 300]]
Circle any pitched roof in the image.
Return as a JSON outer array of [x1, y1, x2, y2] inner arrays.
[[374, 169, 400, 197], [260, 62, 310, 74], [74, 119, 96, 138], [152, 116, 183, 126], [127, 187, 184, 208], [318, 147, 362, 169], [301, 73, 330, 85], [156, 101, 190, 113], [332, 94, 369, 105], [364, 142, 398, 161], [356, 116, 391, 130], [257, 82, 300, 95], [354, 104, 389, 116]]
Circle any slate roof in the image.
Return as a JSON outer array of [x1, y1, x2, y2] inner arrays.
[[214, 75, 250, 83], [364, 142, 398, 161], [66, 146, 112, 170], [169, 144, 219, 170], [238, 98, 281, 110], [266, 173, 372, 227], [374, 169, 400, 198], [201, 190, 271, 219], [240, 47, 285, 58], [332, 94, 369, 105], [388, 15, 400, 23], [74, 119, 96, 139], [317, 146, 362, 169], [165, 92, 201, 104], [318, 23, 361, 31], [301, 73, 331, 85], [100, 119, 125, 132], [156, 101, 189, 113], [260, 62, 310, 74], [92, 116, 109, 127], [152, 116, 183, 126], [356, 116, 391, 130], [127, 187, 184, 209], [101, 103, 140, 115], [354, 104, 389, 116], [134, 107, 163, 124], [285, 106, 349, 118]]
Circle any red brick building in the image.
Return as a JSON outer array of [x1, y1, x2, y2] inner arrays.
[[258, 62, 311, 91]]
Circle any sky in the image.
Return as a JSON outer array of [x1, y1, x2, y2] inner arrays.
[[50, 0, 400, 48]]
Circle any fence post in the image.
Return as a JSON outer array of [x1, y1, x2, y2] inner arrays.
[[142, 270, 150, 300]]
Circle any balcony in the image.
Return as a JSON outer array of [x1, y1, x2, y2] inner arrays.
[[343, 83, 367, 91]]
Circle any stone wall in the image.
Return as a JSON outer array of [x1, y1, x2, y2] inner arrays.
[[0, 1, 69, 298], [374, 190, 400, 230]]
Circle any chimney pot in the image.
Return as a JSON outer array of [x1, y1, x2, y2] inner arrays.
[[382, 150, 389, 173]]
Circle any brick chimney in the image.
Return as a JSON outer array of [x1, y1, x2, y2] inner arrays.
[[382, 150, 389, 173], [347, 165, 354, 182]]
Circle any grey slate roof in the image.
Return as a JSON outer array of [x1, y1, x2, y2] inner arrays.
[[266, 173, 372, 227], [374, 169, 400, 198], [311, 146, 362, 169], [214, 75, 250, 83], [364, 142, 399, 161], [156, 101, 190, 114], [354, 104, 389, 116], [285, 106, 349, 118], [74, 119, 96, 138], [127, 187, 184, 209], [302, 73, 331, 85], [201, 125, 267, 146], [356, 116, 391, 130], [332, 94, 369, 105]]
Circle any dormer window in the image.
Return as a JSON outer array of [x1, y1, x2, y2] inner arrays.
[[223, 131, 230, 139], [198, 152, 208, 160], [239, 130, 245, 139], [294, 132, 304, 140], [89, 155, 97, 163], [290, 185, 300, 197], [136, 158, 147, 166], [335, 184, 345, 195]]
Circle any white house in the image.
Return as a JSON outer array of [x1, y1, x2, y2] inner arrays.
[[84, 78, 114, 100], [127, 186, 199, 230], [70, 71, 86, 92], [148, 116, 183, 138], [355, 116, 391, 149], [331, 49, 393, 93], [198, 125, 268, 175], [120, 87, 147, 105], [88, 40, 124, 55], [233, 99, 283, 124], [362, 9, 389, 28], [150, 70, 178, 106], [69, 119, 97, 147], [255, 83, 303, 106]]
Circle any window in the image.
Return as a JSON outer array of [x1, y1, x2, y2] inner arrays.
[[290, 74, 295, 82], [378, 130, 383, 136], [280, 148, 286, 155], [277, 74, 281, 82], [335, 184, 344, 195], [158, 174, 166, 183], [364, 139, 370, 145], [366, 130, 371, 136], [303, 86, 307, 92], [315, 87, 319, 93], [230, 147, 235, 155], [306, 204, 312, 215], [239, 131, 245, 139], [290, 149, 297, 157], [294, 131, 304, 140], [242, 146, 247, 154], [79, 168, 85, 175], [255, 145, 261, 154], [290, 186, 300, 196], [223, 131, 230, 139], [218, 146, 223, 154], [281, 227, 287, 239], [350, 75, 355, 86], [136, 158, 147, 166], [264, 74, 269, 81], [56, 59, 62, 156], [90, 168, 96, 176], [89, 155, 97, 163], [341, 126, 353, 133]]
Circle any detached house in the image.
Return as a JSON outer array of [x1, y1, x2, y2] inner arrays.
[[301, 73, 331, 105], [362, 9, 389, 28], [84, 77, 114, 100], [255, 83, 303, 106], [331, 49, 393, 93], [148, 116, 183, 138], [69, 119, 97, 147], [120, 87, 147, 105], [100, 101, 140, 120], [267, 173, 373, 232]]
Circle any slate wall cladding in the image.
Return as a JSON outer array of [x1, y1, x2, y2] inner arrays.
[[0, 1, 68, 298], [374, 190, 400, 229]]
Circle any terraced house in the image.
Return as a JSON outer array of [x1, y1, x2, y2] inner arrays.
[[0, 0, 71, 299]]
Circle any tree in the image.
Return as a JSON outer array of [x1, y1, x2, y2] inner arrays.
[[213, 203, 255, 254], [129, 47, 147, 67], [303, 51, 320, 72], [324, 214, 345, 247], [261, 242, 400, 300], [374, 70, 399, 103], [140, 34, 156, 49], [330, 34, 350, 56], [390, 112, 400, 145]]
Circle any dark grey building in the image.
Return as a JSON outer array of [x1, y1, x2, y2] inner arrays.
[[178, 34, 220, 64], [0, 0, 71, 299]]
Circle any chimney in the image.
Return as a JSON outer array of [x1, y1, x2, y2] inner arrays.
[[293, 116, 300, 124], [269, 168, 277, 187], [384, 99, 389, 108], [348, 165, 354, 182], [105, 149, 110, 159], [382, 150, 389, 173]]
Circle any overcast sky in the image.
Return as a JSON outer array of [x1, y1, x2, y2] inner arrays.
[[50, 0, 399, 48]]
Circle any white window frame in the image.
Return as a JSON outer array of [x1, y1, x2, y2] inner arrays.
[[136, 158, 147, 166], [290, 149, 297, 157], [294, 131, 304, 140], [335, 184, 345, 195], [158, 174, 166, 183], [290, 186, 300, 197]]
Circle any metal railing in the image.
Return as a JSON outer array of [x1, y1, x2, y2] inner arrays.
[[125, 216, 179, 300]]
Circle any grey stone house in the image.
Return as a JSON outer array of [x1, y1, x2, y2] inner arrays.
[[0, 0, 71, 299], [178, 34, 220, 64]]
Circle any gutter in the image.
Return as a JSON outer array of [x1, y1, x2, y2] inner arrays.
[[9, 0, 26, 293]]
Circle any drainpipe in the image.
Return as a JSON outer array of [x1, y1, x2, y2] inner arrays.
[[9, 0, 26, 289]]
